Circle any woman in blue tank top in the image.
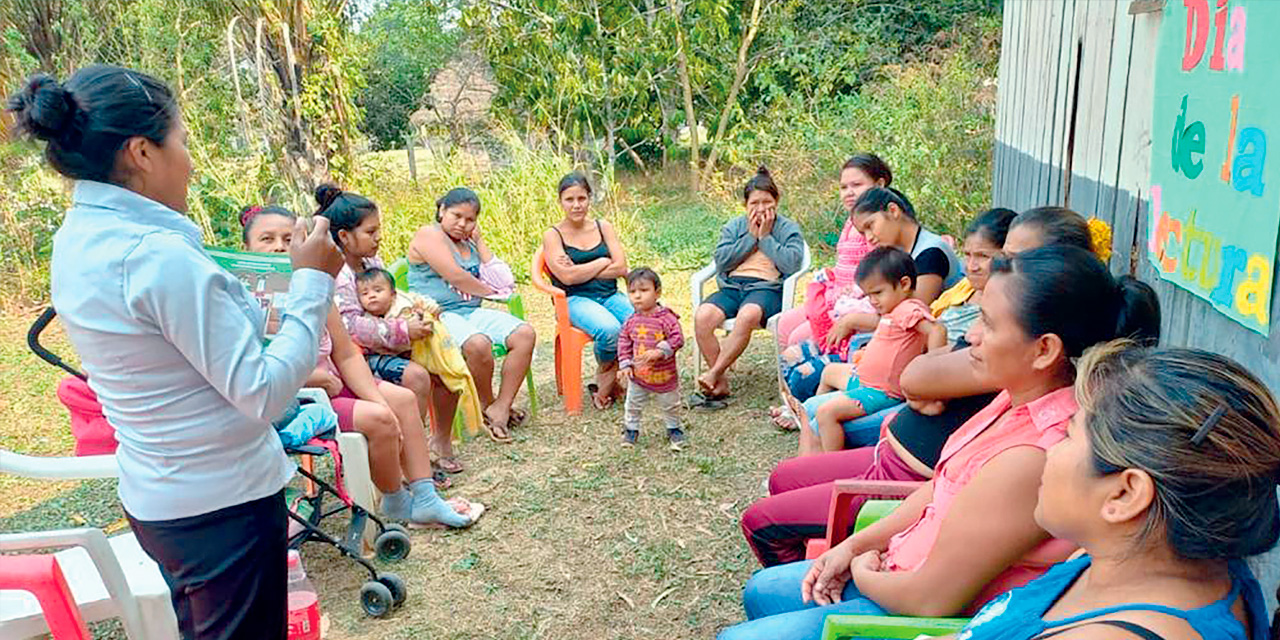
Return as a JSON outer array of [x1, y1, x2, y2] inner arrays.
[[539, 173, 632, 410], [955, 344, 1279, 640], [407, 188, 537, 442]]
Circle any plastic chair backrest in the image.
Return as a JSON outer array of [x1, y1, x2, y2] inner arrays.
[[0, 554, 90, 639], [529, 248, 573, 337], [389, 258, 410, 292]]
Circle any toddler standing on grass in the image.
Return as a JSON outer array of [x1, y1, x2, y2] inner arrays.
[[617, 268, 687, 451], [799, 246, 947, 453]]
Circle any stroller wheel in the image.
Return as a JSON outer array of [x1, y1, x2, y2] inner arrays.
[[375, 529, 411, 562], [360, 581, 394, 617], [383, 523, 410, 537], [377, 571, 408, 607]]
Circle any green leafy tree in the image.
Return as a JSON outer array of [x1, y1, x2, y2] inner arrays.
[[357, 0, 457, 150]]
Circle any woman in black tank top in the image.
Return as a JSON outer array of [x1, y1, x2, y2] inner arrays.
[[540, 173, 633, 409]]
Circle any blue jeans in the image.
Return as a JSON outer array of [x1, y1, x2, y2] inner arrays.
[[718, 560, 888, 640], [567, 291, 633, 363], [802, 392, 903, 449]]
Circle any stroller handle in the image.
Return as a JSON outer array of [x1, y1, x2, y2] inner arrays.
[[28, 307, 86, 380]]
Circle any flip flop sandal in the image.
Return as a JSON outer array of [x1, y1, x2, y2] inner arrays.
[[508, 408, 529, 427], [433, 456, 464, 474], [483, 415, 514, 443], [772, 410, 799, 431], [587, 384, 613, 411], [689, 392, 729, 410]]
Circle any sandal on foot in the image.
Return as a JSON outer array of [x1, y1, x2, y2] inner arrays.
[[483, 416, 513, 443], [689, 392, 729, 410], [508, 408, 529, 427], [587, 384, 614, 410], [433, 456, 464, 474], [432, 469, 453, 490]]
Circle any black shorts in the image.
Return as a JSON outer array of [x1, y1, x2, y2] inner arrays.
[[128, 491, 288, 640], [365, 353, 410, 385], [705, 278, 783, 326]]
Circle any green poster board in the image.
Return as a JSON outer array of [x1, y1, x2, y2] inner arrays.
[[1148, 0, 1278, 335], [206, 247, 292, 336]]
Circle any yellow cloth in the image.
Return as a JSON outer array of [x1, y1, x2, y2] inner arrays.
[[391, 291, 484, 437], [732, 249, 782, 281], [930, 278, 976, 317]]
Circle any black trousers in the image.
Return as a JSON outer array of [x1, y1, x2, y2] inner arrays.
[[128, 490, 288, 640]]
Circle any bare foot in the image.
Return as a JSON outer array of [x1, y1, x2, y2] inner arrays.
[[697, 371, 718, 394]]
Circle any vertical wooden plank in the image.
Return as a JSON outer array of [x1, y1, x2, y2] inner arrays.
[[1020, 0, 1046, 206], [1093, 0, 1135, 242], [1050, 0, 1081, 206], [1034, 0, 1068, 205], [1067, 0, 1116, 216], [1115, 1, 1161, 273], [993, 0, 1022, 204], [1031, 1, 1058, 204], [1008, 0, 1034, 210]]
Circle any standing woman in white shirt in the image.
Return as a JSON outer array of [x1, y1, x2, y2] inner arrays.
[[8, 65, 344, 639]]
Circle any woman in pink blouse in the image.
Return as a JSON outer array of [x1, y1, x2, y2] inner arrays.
[[717, 244, 1162, 640]]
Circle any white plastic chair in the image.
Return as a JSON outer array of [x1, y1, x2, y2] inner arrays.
[[0, 452, 178, 639], [690, 241, 812, 381]]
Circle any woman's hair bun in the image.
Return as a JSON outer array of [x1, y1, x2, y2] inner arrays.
[[756, 164, 771, 177], [314, 183, 342, 212], [8, 74, 77, 143]]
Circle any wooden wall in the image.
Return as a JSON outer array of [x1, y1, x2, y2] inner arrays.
[[991, 0, 1280, 392]]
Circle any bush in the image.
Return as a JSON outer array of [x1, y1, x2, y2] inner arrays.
[[709, 20, 1001, 247]]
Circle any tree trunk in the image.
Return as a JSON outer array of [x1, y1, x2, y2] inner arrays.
[[672, 1, 699, 192], [700, 0, 765, 185]]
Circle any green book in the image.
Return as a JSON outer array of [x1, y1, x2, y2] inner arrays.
[[205, 247, 293, 337]]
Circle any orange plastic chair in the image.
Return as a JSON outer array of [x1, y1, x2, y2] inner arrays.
[[803, 479, 924, 559], [0, 554, 91, 639], [530, 248, 594, 415]]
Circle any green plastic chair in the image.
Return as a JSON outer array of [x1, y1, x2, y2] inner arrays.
[[387, 258, 538, 438], [817, 499, 973, 640]]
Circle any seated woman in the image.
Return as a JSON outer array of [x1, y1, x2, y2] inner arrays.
[[718, 244, 1162, 640], [741, 206, 1132, 567], [407, 187, 537, 442], [955, 343, 1278, 640], [314, 185, 469, 471], [540, 172, 631, 410], [240, 205, 479, 527], [769, 154, 890, 428], [694, 166, 806, 405], [774, 153, 888, 350]]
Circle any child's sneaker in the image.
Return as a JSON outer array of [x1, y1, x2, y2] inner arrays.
[[666, 428, 686, 451], [622, 429, 639, 447]]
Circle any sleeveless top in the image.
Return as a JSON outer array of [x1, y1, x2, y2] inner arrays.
[[407, 226, 482, 312], [911, 226, 966, 290], [549, 220, 618, 300], [958, 555, 1270, 640]]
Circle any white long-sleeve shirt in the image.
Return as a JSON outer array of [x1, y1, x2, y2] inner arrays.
[[50, 181, 333, 521]]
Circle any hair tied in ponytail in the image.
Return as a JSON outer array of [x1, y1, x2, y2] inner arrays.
[[314, 183, 343, 213], [10, 74, 79, 144]]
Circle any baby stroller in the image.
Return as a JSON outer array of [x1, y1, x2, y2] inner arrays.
[[27, 307, 411, 617]]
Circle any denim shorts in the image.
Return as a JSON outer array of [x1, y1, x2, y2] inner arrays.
[[440, 306, 526, 348], [844, 374, 900, 415], [365, 353, 409, 385]]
